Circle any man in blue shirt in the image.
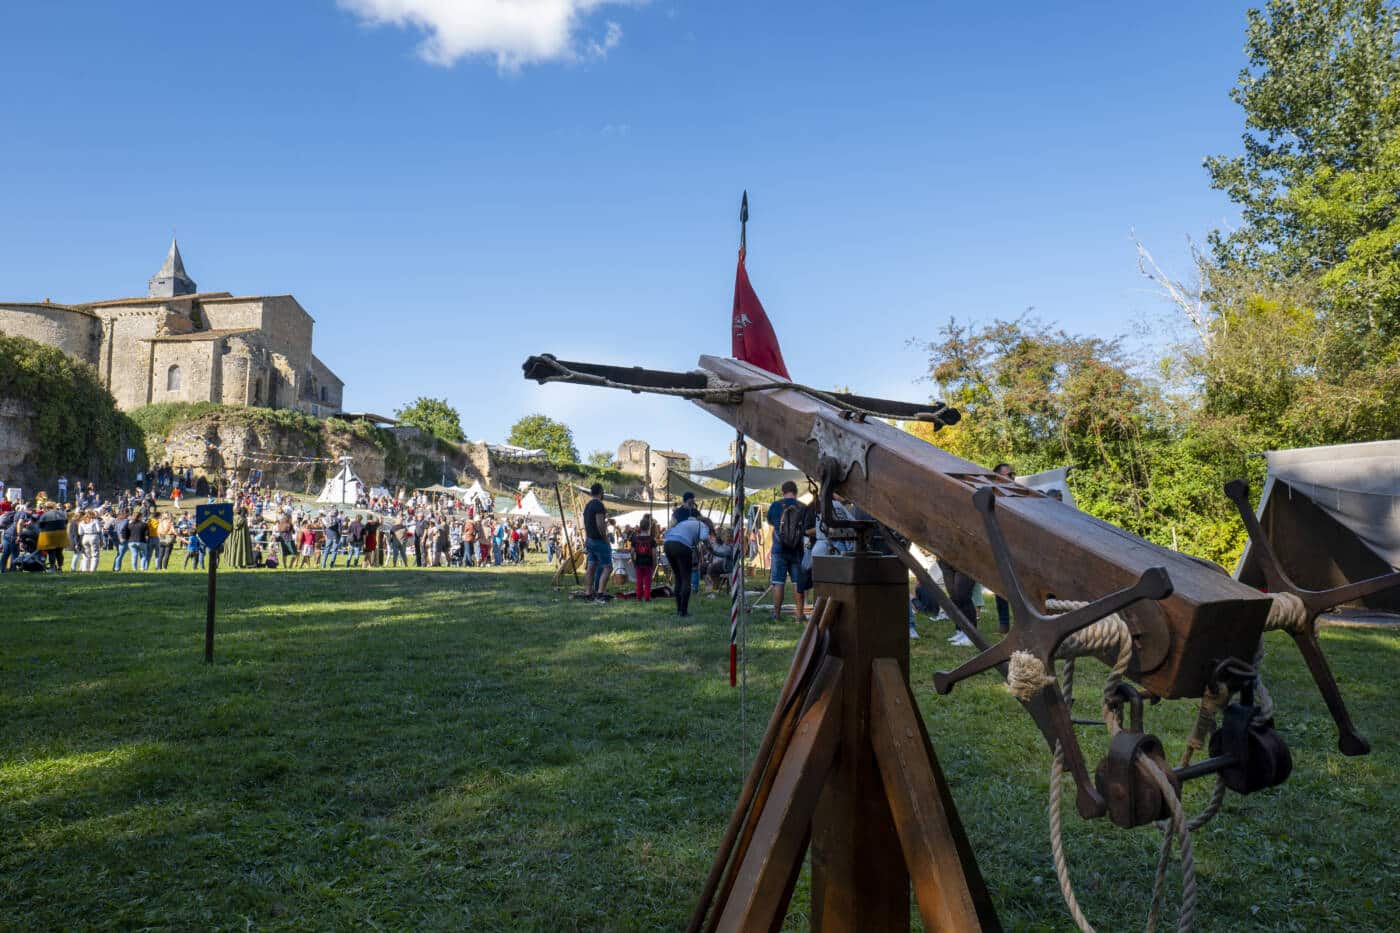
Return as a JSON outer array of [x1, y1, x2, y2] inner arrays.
[[766, 480, 809, 623]]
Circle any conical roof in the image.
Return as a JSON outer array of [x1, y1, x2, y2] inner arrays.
[[156, 237, 188, 279], [148, 236, 197, 297]]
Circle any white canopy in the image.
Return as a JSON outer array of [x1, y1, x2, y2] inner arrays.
[[318, 463, 364, 505], [508, 490, 552, 518], [609, 503, 730, 528]]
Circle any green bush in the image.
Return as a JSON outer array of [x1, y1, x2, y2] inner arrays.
[[0, 332, 146, 482]]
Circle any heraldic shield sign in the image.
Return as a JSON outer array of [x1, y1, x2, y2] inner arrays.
[[195, 503, 233, 551]]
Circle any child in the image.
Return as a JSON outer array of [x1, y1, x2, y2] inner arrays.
[[629, 515, 657, 602]]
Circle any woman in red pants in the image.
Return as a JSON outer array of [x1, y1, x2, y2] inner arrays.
[[629, 515, 657, 600]]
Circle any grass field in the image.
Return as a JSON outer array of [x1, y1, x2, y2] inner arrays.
[[2, 560, 1397, 931]]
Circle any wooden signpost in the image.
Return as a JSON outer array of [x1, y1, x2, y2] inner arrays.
[[194, 502, 232, 664]]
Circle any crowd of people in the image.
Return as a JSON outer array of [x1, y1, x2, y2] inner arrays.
[[0, 474, 554, 574], [3, 463, 1037, 646]]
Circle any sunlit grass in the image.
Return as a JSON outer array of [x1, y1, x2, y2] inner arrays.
[[1, 561, 1396, 930]]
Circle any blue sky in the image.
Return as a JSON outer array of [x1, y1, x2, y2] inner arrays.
[[0, 1, 1252, 465]]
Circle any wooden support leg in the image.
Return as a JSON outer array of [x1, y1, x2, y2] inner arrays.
[[810, 553, 911, 932], [871, 658, 1001, 931], [692, 598, 836, 933], [715, 655, 846, 933]]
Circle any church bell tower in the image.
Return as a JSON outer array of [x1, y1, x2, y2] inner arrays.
[[148, 236, 197, 298]]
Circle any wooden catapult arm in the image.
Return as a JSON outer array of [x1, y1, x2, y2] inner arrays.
[[692, 354, 1273, 701]]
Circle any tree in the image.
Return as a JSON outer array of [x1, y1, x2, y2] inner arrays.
[[508, 414, 579, 464], [1205, 0, 1400, 276], [911, 318, 1260, 566], [394, 397, 465, 444], [1166, 0, 1400, 448]]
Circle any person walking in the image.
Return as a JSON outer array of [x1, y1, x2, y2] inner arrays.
[[629, 515, 657, 602], [662, 512, 712, 617], [766, 481, 808, 622]]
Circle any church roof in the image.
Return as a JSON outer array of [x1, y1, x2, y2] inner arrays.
[[80, 291, 234, 309], [157, 237, 189, 280], [146, 327, 258, 343]]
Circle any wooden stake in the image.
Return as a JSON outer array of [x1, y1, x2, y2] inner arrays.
[[204, 547, 220, 664]]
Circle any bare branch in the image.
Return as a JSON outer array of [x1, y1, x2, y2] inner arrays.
[[1133, 232, 1212, 350]]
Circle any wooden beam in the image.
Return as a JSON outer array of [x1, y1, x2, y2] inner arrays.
[[715, 655, 845, 933], [810, 554, 912, 932], [693, 355, 1271, 699], [871, 659, 1001, 931]]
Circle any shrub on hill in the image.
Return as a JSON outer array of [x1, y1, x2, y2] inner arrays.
[[0, 332, 147, 483]]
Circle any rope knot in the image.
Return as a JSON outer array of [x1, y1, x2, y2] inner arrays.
[[1265, 591, 1311, 635], [1006, 650, 1055, 701]]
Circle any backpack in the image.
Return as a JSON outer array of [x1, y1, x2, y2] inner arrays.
[[632, 534, 655, 567], [777, 502, 806, 553]]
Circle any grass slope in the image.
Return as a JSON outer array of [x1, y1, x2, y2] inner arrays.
[[1, 563, 1397, 930]]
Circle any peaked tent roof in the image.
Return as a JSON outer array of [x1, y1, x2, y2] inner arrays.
[[1237, 439, 1400, 613], [508, 490, 553, 518], [317, 463, 364, 505]]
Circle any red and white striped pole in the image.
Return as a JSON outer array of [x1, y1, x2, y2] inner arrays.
[[729, 435, 747, 687]]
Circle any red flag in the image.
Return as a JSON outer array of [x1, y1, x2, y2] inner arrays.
[[731, 248, 790, 379]]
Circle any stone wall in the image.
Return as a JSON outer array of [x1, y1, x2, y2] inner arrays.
[[151, 414, 387, 494], [0, 304, 101, 366], [0, 397, 38, 490]]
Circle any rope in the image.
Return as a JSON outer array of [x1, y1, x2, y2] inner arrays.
[[528, 355, 951, 423], [1020, 590, 1309, 930], [1035, 600, 1198, 932]]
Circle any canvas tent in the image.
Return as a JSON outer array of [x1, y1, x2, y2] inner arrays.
[[689, 462, 806, 492], [508, 490, 553, 518], [1236, 440, 1400, 614], [1021, 466, 1076, 509], [318, 463, 364, 505]]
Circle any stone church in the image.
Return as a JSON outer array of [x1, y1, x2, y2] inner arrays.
[[0, 239, 345, 415]]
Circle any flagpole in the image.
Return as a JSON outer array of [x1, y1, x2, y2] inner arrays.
[[732, 191, 751, 768], [739, 190, 748, 256]]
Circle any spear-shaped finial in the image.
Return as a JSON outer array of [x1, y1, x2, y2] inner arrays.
[[739, 190, 748, 254]]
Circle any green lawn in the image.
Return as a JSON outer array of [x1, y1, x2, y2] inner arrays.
[[1, 561, 1397, 930]]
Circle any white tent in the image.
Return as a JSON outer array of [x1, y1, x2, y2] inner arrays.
[[508, 490, 552, 518], [318, 462, 364, 505], [460, 480, 492, 511], [1021, 466, 1076, 509]]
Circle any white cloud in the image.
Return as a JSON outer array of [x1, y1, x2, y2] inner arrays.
[[339, 0, 637, 71]]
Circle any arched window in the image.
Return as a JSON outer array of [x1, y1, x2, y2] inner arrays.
[[167, 365, 182, 392]]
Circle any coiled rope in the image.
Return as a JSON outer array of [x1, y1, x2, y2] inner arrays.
[[1017, 592, 1306, 933]]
